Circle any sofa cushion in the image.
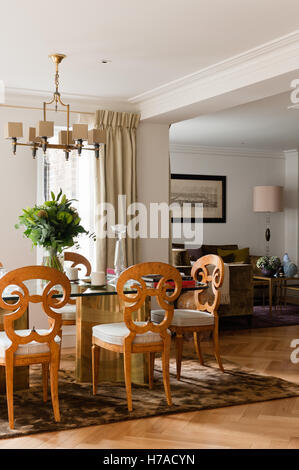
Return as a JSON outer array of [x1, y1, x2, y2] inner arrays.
[[172, 244, 239, 262], [201, 244, 238, 256], [219, 253, 235, 263], [217, 247, 250, 263]]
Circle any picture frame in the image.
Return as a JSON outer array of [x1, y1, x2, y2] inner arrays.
[[170, 174, 226, 223]]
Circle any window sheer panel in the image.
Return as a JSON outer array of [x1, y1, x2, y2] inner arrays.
[[40, 128, 95, 269]]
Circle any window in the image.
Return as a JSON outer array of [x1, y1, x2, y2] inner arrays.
[[39, 127, 96, 266]]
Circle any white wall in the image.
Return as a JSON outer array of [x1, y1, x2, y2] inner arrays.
[[284, 149, 299, 266], [0, 106, 78, 335], [136, 122, 170, 263], [0, 108, 37, 270], [0, 107, 74, 270], [170, 146, 285, 257], [0, 107, 171, 342]]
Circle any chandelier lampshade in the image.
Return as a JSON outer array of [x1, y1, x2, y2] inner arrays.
[[4, 54, 106, 160]]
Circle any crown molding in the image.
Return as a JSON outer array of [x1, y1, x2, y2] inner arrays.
[[131, 30, 299, 121], [3, 87, 138, 114], [169, 143, 285, 159], [4, 30, 299, 123], [283, 148, 299, 157]]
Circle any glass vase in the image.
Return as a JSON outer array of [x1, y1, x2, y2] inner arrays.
[[43, 248, 64, 272], [108, 224, 127, 286]]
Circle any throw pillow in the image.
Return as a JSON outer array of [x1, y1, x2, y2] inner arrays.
[[219, 253, 235, 263], [217, 247, 250, 263]]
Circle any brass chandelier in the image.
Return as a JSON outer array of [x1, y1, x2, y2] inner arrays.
[[4, 54, 106, 160]]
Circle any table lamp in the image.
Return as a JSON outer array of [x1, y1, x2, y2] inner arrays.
[[253, 185, 283, 255]]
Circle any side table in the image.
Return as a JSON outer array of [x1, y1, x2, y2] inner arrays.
[[253, 275, 299, 315], [253, 275, 282, 315]]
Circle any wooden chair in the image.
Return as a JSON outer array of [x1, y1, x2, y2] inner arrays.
[[0, 266, 71, 429], [64, 251, 92, 278], [151, 255, 225, 380], [91, 262, 182, 411], [57, 251, 92, 327]]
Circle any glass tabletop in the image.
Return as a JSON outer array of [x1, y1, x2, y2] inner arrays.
[[1, 278, 207, 301]]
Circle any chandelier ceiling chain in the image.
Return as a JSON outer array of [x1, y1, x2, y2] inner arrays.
[[5, 54, 106, 160]]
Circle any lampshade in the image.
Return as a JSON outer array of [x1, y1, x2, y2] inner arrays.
[[253, 186, 283, 213]]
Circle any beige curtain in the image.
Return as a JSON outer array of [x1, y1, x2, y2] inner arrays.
[[93, 110, 140, 272]]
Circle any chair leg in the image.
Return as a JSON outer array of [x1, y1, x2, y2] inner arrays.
[[175, 333, 184, 380], [58, 328, 63, 370], [92, 344, 100, 395], [213, 323, 224, 372], [149, 352, 155, 389], [162, 336, 172, 406], [123, 349, 133, 412], [5, 355, 14, 430], [42, 363, 49, 402], [50, 346, 61, 422], [193, 332, 204, 365]]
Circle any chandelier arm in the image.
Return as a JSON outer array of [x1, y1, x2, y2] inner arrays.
[[43, 98, 55, 122], [13, 142, 104, 151], [57, 94, 69, 108]]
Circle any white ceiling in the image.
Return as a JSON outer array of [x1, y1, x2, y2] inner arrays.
[[170, 91, 299, 151], [2, 0, 299, 99]]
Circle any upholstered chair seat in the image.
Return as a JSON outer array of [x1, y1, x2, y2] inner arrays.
[[151, 309, 214, 327], [53, 305, 76, 321], [93, 322, 170, 346], [0, 330, 61, 357]]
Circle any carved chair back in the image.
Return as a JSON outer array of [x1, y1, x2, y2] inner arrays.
[[63, 252, 91, 306], [117, 262, 182, 341], [0, 266, 71, 355], [64, 252, 92, 276], [191, 255, 224, 316]]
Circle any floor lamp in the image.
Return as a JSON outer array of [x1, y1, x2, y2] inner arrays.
[[253, 186, 283, 256]]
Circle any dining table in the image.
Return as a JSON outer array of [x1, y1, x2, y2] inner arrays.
[[0, 275, 207, 393]]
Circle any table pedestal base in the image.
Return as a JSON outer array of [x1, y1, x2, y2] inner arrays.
[[76, 293, 150, 384]]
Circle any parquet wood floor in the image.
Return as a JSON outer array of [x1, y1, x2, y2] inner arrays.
[[1, 324, 299, 449]]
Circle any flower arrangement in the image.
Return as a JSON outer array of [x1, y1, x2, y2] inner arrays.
[[256, 256, 281, 276], [15, 190, 94, 271]]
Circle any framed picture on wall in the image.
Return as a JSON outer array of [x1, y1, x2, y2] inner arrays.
[[170, 174, 226, 223]]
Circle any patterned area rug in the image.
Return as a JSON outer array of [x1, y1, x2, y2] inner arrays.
[[1, 354, 299, 440], [220, 304, 299, 331]]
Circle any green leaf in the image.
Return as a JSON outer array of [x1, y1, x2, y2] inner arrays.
[[56, 188, 62, 201]]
